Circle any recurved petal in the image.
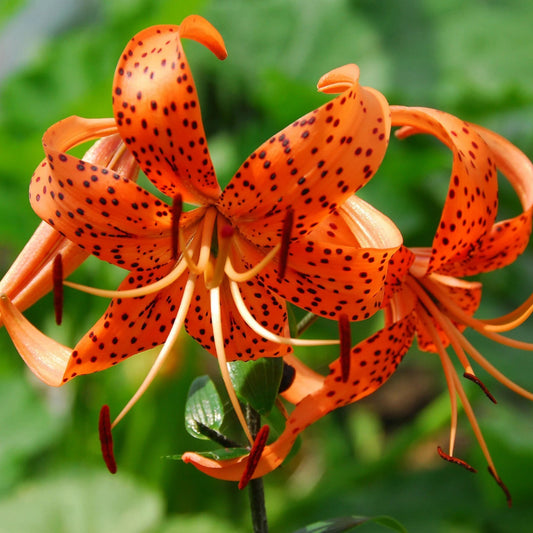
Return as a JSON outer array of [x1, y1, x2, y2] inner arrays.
[[218, 64, 390, 246], [232, 196, 402, 321], [1, 134, 135, 325], [30, 116, 206, 271], [0, 295, 72, 386], [113, 16, 226, 204], [392, 107, 498, 274], [183, 313, 415, 482], [62, 265, 185, 383], [0, 222, 88, 327], [445, 125, 533, 276]]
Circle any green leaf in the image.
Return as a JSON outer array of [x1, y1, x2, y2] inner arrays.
[[166, 447, 249, 462], [184, 375, 225, 440], [228, 357, 283, 416], [293, 515, 408, 533], [0, 470, 163, 533]]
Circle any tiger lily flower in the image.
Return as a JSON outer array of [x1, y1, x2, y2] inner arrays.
[[0, 15, 402, 441], [183, 109, 533, 499]]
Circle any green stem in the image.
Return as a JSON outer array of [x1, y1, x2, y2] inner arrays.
[[246, 405, 269, 533]]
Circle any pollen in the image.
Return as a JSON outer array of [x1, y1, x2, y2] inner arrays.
[[99, 404, 117, 474], [53, 253, 63, 326]]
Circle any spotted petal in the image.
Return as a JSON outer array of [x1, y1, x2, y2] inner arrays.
[[446, 124, 533, 276], [218, 64, 391, 246], [392, 107, 499, 274], [234, 196, 402, 321], [185, 251, 292, 362], [113, 16, 226, 204], [182, 312, 415, 482], [0, 295, 72, 386], [29, 116, 207, 271], [62, 264, 185, 382]]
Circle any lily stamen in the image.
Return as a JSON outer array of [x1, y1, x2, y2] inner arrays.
[[53, 253, 63, 326], [210, 286, 254, 445], [423, 276, 533, 352], [481, 292, 533, 332], [463, 372, 497, 404], [171, 194, 183, 260], [338, 313, 351, 383], [437, 446, 477, 473], [277, 207, 294, 282], [205, 223, 234, 290], [63, 257, 190, 299], [229, 280, 339, 347], [98, 404, 117, 474], [111, 275, 197, 428], [488, 465, 513, 508], [238, 424, 270, 490], [224, 244, 281, 283]]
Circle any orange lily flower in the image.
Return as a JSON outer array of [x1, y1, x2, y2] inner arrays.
[[183, 109, 533, 500], [0, 15, 402, 440]]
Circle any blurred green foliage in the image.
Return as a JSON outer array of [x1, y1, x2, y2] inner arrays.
[[1, 0, 533, 532]]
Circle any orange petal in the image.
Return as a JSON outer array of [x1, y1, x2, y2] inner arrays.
[[112, 19, 225, 204], [29, 116, 197, 271], [0, 222, 88, 327], [233, 196, 402, 321], [185, 261, 292, 362], [392, 107, 498, 273], [448, 124, 533, 276], [179, 14, 228, 60], [0, 295, 71, 386], [218, 64, 390, 246], [183, 312, 415, 482], [62, 264, 185, 382], [1, 133, 137, 327]]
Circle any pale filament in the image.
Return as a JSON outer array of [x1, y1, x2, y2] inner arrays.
[[406, 277, 474, 375], [411, 275, 533, 401], [64, 258, 189, 299], [210, 286, 254, 445], [417, 307, 458, 456], [224, 244, 281, 283], [421, 276, 533, 352], [481, 292, 533, 332], [425, 300, 500, 474], [111, 274, 197, 428], [454, 326, 533, 401], [229, 280, 339, 347], [179, 210, 214, 275]]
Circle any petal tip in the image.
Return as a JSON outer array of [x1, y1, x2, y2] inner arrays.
[[317, 64, 360, 94], [179, 14, 228, 60]]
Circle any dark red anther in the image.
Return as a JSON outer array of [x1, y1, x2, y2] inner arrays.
[[238, 424, 270, 490], [277, 208, 294, 282], [463, 372, 497, 404], [52, 253, 63, 325], [338, 313, 351, 383], [437, 446, 477, 473], [171, 194, 183, 260], [488, 465, 512, 507], [220, 224, 234, 239], [99, 405, 117, 474]]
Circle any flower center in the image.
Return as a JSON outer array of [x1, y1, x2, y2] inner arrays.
[[63, 202, 338, 448]]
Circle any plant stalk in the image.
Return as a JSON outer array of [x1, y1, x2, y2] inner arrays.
[[246, 404, 268, 533]]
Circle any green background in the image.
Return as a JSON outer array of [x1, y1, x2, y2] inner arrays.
[[1, 0, 533, 531]]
